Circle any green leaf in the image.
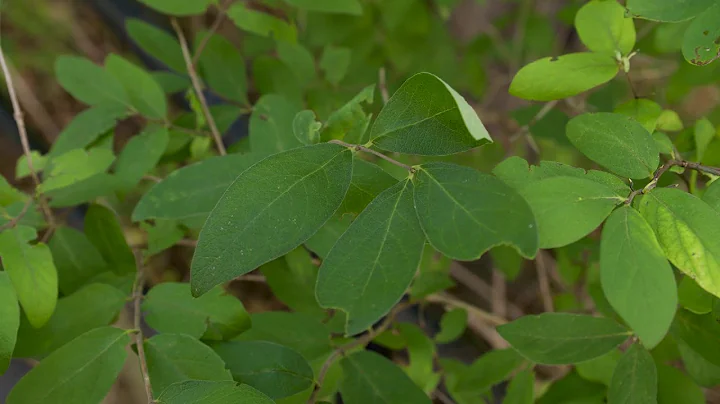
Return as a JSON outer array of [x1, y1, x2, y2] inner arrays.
[[228, 3, 297, 43], [608, 344, 657, 404], [261, 247, 324, 317], [410, 244, 454, 299], [114, 126, 169, 191], [48, 105, 128, 158], [490, 246, 525, 281], [15, 151, 47, 179], [126, 19, 185, 73], [0, 226, 57, 328], [320, 46, 351, 85], [235, 312, 332, 361], [653, 132, 675, 156], [627, 0, 715, 22], [55, 56, 128, 107], [671, 310, 720, 367], [252, 56, 301, 103], [250, 95, 303, 155], [703, 179, 720, 212], [198, 34, 248, 104], [657, 109, 684, 132], [13, 283, 125, 357], [614, 99, 663, 134], [132, 153, 261, 223], [537, 371, 606, 404], [141, 220, 185, 256], [143, 282, 250, 340], [397, 323, 440, 393], [435, 308, 467, 343], [575, 0, 636, 55], [656, 364, 705, 404], [152, 71, 190, 93], [340, 350, 431, 404], [105, 54, 167, 119], [137, 0, 213, 16], [566, 112, 659, 179], [41, 149, 115, 193], [7, 327, 129, 404], [678, 341, 720, 387], [191, 143, 353, 296], [316, 180, 424, 335], [0, 176, 26, 206], [413, 162, 538, 260], [85, 204, 136, 275], [156, 380, 274, 404], [45, 173, 121, 208], [448, 348, 525, 398], [0, 273, 18, 374], [600, 206, 677, 348], [497, 313, 629, 365], [284, 0, 362, 15], [683, 4, 720, 66], [678, 276, 714, 314], [576, 349, 622, 385], [321, 85, 375, 144], [639, 188, 720, 298], [277, 42, 316, 85], [503, 370, 534, 404], [212, 340, 314, 399], [520, 176, 623, 248], [293, 110, 322, 145], [0, 201, 45, 230], [145, 333, 232, 396], [509, 53, 618, 101], [694, 117, 715, 161], [370, 72, 491, 155]]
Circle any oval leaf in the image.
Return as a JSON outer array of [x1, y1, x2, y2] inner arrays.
[[683, 4, 720, 66], [105, 54, 167, 119], [55, 56, 128, 108], [413, 162, 538, 260], [250, 95, 303, 155], [608, 344, 657, 404], [48, 226, 108, 295], [497, 313, 629, 365], [316, 180, 425, 336], [671, 310, 720, 367], [114, 126, 169, 191], [566, 113, 659, 179], [0, 273, 18, 374], [156, 380, 274, 404], [125, 19, 185, 73], [191, 143, 353, 296], [627, 0, 715, 22], [509, 53, 618, 101], [600, 206, 677, 348], [198, 34, 248, 104], [370, 72, 491, 156], [575, 0, 636, 55], [7, 327, 129, 404], [503, 369, 535, 404]]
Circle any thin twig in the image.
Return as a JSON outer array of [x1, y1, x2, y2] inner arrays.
[[510, 100, 558, 141], [378, 67, 389, 104], [0, 198, 32, 232], [535, 251, 554, 312], [171, 18, 227, 156], [236, 274, 266, 283], [491, 269, 507, 318], [176, 238, 198, 247], [328, 139, 415, 173], [132, 252, 154, 403], [425, 293, 507, 326], [449, 262, 524, 318], [191, 0, 231, 66], [626, 159, 720, 205]]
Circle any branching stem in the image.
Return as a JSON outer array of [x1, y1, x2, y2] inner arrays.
[[328, 140, 415, 173], [625, 159, 720, 205]]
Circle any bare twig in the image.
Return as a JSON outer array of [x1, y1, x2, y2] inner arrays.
[[491, 269, 507, 318], [328, 139, 415, 173], [236, 273, 266, 283], [626, 159, 720, 205], [171, 18, 227, 156], [535, 251, 554, 312], [176, 238, 198, 247], [449, 262, 524, 318], [425, 293, 507, 326], [378, 67, 389, 104], [132, 252, 154, 403], [0, 198, 32, 232]]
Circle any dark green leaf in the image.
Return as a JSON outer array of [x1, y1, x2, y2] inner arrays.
[[261, 247, 324, 317], [0, 273, 18, 374], [304, 214, 353, 259], [450, 348, 525, 396], [114, 126, 168, 190], [138, 0, 213, 16], [46, 173, 121, 208], [250, 95, 303, 155], [317, 180, 424, 335], [614, 99, 663, 134], [191, 143, 353, 296], [277, 42, 316, 85], [575, 0, 636, 55], [608, 344, 657, 404], [227, 3, 297, 43], [704, 179, 720, 212], [212, 340, 313, 399], [657, 364, 705, 404], [105, 54, 167, 119], [435, 308, 467, 343], [141, 219, 184, 256], [55, 56, 128, 107], [397, 323, 439, 393], [145, 333, 232, 396], [410, 244, 454, 299], [678, 276, 714, 314], [198, 34, 248, 104], [85, 204, 136, 275], [370, 72, 491, 155], [126, 19, 185, 73], [252, 56, 301, 103], [413, 162, 538, 260], [537, 371, 606, 404], [678, 341, 720, 387], [48, 105, 127, 159], [627, 0, 715, 22], [671, 310, 720, 367], [503, 370, 534, 404], [285, 0, 362, 15], [156, 380, 274, 404], [7, 327, 129, 404], [497, 313, 629, 364], [152, 72, 189, 93]]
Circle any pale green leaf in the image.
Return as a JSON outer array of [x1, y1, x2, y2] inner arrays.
[[694, 117, 715, 161], [614, 99, 663, 134], [143, 282, 250, 340], [15, 151, 46, 179], [600, 206, 677, 348], [520, 176, 623, 248], [145, 333, 232, 396], [503, 370, 534, 404], [212, 340, 313, 399], [114, 126, 169, 190], [370, 72, 491, 155], [284, 0, 362, 15], [198, 34, 248, 104], [126, 19, 185, 73], [261, 247, 323, 317], [653, 132, 675, 156], [138, 0, 213, 16], [340, 350, 431, 404], [435, 308, 467, 343], [191, 143, 353, 296], [6, 327, 129, 404], [0, 226, 57, 328], [679, 276, 714, 314], [627, 0, 715, 22], [575, 0, 636, 55], [608, 344, 657, 404], [657, 109, 684, 132], [41, 148, 115, 193], [85, 204, 136, 275], [316, 180, 425, 335], [566, 112, 659, 179], [228, 3, 297, 43], [490, 246, 525, 281], [48, 105, 128, 158], [320, 46, 351, 85], [671, 310, 720, 367], [657, 364, 705, 404], [293, 110, 322, 145], [321, 85, 375, 144], [576, 349, 622, 385], [13, 283, 125, 357], [449, 348, 525, 397], [413, 162, 538, 259], [509, 53, 618, 101], [684, 4, 720, 66], [105, 54, 167, 119], [45, 173, 120, 208], [156, 380, 274, 404], [250, 95, 303, 155], [497, 313, 629, 365], [0, 176, 26, 207], [397, 323, 439, 393], [55, 56, 128, 107], [639, 188, 720, 298], [132, 153, 261, 223], [0, 273, 18, 374], [0, 201, 44, 230]]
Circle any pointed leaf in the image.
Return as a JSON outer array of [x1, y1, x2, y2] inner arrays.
[[497, 313, 630, 365], [235, 312, 332, 361], [191, 143, 353, 296], [684, 4, 720, 66], [340, 351, 431, 404], [126, 19, 185, 73], [138, 0, 213, 16], [627, 0, 715, 22], [608, 344, 657, 404], [227, 3, 297, 43], [114, 126, 169, 190], [640, 188, 720, 298], [198, 34, 248, 104], [261, 247, 324, 317], [156, 380, 274, 404], [7, 327, 129, 404], [575, 0, 636, 55], [600, 206, 677, 348], [250, 94, 303, 155], [614, 99, 663, 134], [85, 204, 136, 275], [0, 273, 18, 374], [370, 72, 491, 155], [449, 348, 525, 396], [703, 179, 720, 212], [0, 226, 57, 328], [435, 308, 467, 343], [55, 56, 128, 107], [48, 105, 128, 158], [105, 54, 167, 119], [41, 149, 115, 193], [503, 369, 534, 404]]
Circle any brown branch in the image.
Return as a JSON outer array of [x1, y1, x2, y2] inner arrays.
[[378, 67, 389, 104], [132, 252, 154, 403], [626, 159, 720, 205], [535, 251, 554, 312], [425, 293, 507, 326], [171, 18, 227, 156], [491, 269, 507, 318], [328, 139, 415, 173], [449, 262, 524, 318]]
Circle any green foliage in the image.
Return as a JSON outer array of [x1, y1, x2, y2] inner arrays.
[[608, 344, 657, 404]]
